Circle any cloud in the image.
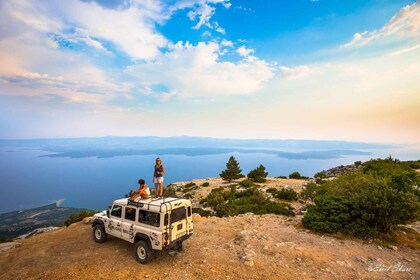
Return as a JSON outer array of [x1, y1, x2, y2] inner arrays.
[[343, 2, 420, 48], [389, 43, 420, 56], [278, 65, 313, 79], [1, 0, 168, 60], [237, 46, 254, 57], [126, 41, 275, 98], [183, 0, 230, 33]]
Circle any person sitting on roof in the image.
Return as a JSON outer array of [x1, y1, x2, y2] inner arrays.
[[129, 179, 151, 201]]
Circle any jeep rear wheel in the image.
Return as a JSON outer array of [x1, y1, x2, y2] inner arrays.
[[92, 224, 107, 243], [134, 240, 154, 264]]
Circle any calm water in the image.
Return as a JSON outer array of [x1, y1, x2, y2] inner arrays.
[[1, 146, 419, 213]]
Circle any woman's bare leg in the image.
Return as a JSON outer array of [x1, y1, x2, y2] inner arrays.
[[155, 183, 159, 197], [159, 183, 163, 197]]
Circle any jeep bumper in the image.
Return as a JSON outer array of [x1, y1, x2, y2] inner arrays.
[[164, 233, 192, 250]]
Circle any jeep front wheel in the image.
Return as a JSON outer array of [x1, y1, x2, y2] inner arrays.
[[92, 224, 107, 243], [134, 240, 154, 264]]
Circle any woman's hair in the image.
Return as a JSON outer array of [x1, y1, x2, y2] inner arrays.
[[138, 179, 145, 185], [156, 157, 161, 161]]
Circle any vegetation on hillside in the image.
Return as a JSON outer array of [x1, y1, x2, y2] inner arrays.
[[220, 156, 245, 182], [200, 185, 294, 217], [64, 210, 98, 227], [302, 157, 420, 238], [247, 164, 268, 183], [289, 171, 309, 179]]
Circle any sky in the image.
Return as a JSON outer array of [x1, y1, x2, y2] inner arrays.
[[0, 0, 419, 143]]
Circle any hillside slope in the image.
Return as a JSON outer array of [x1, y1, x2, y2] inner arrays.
[[0, 214, 418, 280]]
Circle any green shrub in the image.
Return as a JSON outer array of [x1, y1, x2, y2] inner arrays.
[[220, 156, 245, 182], [274, 188, 298, 201], [314, 171, 326, 179], [163, 186, 177, 197], [275, 176, 287, 179], [184, 182, 196, 188], [239, 179, 255, 188], [247, 164, 268, 183], [266, 187, 278, 194], [64, 210, 98, 227], [302, 160, 420, 238], [201, 182, 210, 187], [299, 182, 321, 201], [289, 171, 308, 179], [200, 186, 294, 217], [184, 193, 193, 199]]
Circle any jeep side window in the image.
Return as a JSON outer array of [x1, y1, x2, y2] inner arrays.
[[138, 210, 160, 227], [187, 206, 192, 217], [110, 204, 122, 218], [124, 207, 136, 221]]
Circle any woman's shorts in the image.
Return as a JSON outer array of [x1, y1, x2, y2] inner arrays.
[[153, 177, 164, 183]]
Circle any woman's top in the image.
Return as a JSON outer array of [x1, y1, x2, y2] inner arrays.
[[154, 165, 164, 177]]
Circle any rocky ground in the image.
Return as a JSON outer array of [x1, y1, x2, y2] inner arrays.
[[0, 213, 418, 280]]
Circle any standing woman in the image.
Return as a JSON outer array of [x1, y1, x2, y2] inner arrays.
[[153, 157, 165, 198]]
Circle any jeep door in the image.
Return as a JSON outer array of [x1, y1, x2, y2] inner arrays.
[[107, 204, 123, 238], [121, 206, 136, 242], [167, 207, 187, 241]]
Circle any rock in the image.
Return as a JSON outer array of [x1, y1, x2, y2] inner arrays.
[[243, 260, 254, 266], [387, 245, 398, 251], [243, 249, 256, 260], [377, 246, 382, 250], [296, 257, 302, 262], [0, 242, 17, 252], [355, 256, 367, 264], [144, 274, 150, 278], [83, 216, 94, 224], [238, 230, 255, 241], [192, 213, 202, 222], [336, 260, 352, 268]]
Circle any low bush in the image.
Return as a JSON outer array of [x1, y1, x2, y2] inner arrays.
[[64, 210, 98, 227], [289, 172, 309, 179], [303, 158, 420, 238], [239, 179, 255, 188], [275, 176, 287, 179], [163, 186, 177, 197], [266, 188, 278, 194], [299, 182, 321, 201], [201, 182, 210, 187], [274, 188, 298, 201], [200, 186, 294, 217]]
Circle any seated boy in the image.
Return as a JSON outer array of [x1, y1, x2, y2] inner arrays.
[[129, 179, 151, 201]]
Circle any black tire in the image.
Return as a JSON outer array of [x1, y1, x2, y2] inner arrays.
[[92, 224, 107, 243], [134, 240, 154, 264]]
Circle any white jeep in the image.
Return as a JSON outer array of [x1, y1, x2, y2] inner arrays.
[[92, 197, 193, 264]]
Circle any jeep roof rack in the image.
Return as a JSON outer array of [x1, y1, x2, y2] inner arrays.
[[126, 197, 186, 213]]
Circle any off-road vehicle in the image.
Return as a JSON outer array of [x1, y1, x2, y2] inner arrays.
[[92, 197, 193, 264]]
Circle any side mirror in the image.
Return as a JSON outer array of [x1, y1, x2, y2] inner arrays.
[[106, 210, 110, 218]]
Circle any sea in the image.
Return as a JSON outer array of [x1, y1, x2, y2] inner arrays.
[[1, 143, 419, 213]]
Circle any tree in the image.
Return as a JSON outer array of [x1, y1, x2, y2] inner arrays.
[[247, 164, 268, 183], [220, 156, 244, 182]]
